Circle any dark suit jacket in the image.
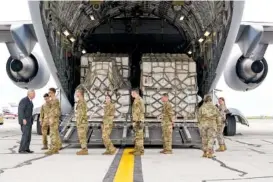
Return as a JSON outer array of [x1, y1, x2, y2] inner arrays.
[[18, 97, 34, 125]]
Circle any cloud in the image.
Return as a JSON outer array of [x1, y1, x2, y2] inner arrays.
[[0, 0, 30, 22]]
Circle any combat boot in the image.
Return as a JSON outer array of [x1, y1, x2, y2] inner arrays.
[[159, 149, 166, 153], [129, 149, 144, 155], [41, 146, 48, 150], [102, 151, 111, 155], [216, 145, 226, 152], [207, 151, 215, 158], [133, 151, 143, 156], [162, 150, 173, 154], [109, 148, 117, 155], [76, 148, 88, 155], [202, 151, 207, 158], [45, 150, 59, 155], [58, 145, 63, 151], [223, 144, 227, 151], [45, 150, 52, 155], [102, 148, 117, 155]]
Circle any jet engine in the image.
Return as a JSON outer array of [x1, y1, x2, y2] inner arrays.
[[6, 51, 50, 89], [224, 49, 268, 91]]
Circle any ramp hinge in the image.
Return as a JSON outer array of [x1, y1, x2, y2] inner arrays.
[[122, 125, 128, 146], [182, 126, 192, 142], [145, 125, 149, 139], [63, 127, 74, 141]]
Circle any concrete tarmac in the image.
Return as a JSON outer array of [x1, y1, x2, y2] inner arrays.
[[0, 119, 273, 182]]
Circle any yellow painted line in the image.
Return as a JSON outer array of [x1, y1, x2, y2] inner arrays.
[[114, 148, 135, 182]]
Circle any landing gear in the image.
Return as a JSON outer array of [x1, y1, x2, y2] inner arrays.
[[224, 115, 236, 136], [34, 114, 42, 135], [34, 114, 50, 135]]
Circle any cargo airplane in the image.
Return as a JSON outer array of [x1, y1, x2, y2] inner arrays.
[[0, 1, 272, 146]]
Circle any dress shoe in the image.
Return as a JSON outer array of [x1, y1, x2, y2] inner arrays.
[[18, 151, 28, 154], [26, 150, 34, 153]]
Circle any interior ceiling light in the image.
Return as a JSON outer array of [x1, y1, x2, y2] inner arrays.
[[204, 31, 210, 37], [63, 30, 70, 36], [179, 16, 184, 21], [82, 49, 86, 54], [188, 51, 192, 55], [70, 37, 76, 42], [198, 38, 204, 43], [90, 15, 95, 20]]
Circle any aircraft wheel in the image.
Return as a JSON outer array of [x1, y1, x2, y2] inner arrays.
[[224, 115, 236, 136]]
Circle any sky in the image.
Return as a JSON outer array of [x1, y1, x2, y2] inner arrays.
[[0, 0, 272, 116]]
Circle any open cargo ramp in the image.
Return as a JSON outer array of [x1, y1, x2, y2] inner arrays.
[[60, 53, 201, 148], [61, 120, 201, 148]]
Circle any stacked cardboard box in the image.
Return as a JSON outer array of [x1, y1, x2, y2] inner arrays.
[[141, 53, 198, 120], [77, 53, 130, 120]]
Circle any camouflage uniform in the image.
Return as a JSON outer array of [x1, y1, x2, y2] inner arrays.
[[45, 99, 62, 155], [198, 101, 221, 158], [75, 99, 88, 155], [40, 103, 50, 149], [102, 102, 116, 155], [132, 97, 145, 155], [160, 101, 174, 154], [216, 104, 227, 151]]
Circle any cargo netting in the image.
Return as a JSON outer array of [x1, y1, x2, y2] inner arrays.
[[141, 53, 199, 120], [75, 53, 131, 120]]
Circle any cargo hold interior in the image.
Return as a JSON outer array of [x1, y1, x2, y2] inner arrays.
[[40, 1, 233, 105]]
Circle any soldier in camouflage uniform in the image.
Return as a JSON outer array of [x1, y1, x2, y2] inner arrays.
[[198, 95, 221, 158], [215, 97, 228, 152], [75, 89, 88, 155], [102, 95, 117, 155], [159, 93, 174, 154], [45, 88, 62, 155], [40, 93, 50, 150], [130, 89, 145, 156]]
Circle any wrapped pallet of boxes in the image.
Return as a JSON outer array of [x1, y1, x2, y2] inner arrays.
[[141, 53, 198, 120], [75, 53, 130, 121]]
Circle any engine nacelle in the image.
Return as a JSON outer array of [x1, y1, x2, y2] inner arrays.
[[6, 51, 50, 89], [224, 49, 268, 91]]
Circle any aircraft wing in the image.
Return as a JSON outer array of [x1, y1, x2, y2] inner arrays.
[[235, 21, 273, 59], [0, 21, 34, 42], [0, 23, 13, 42], [236, 21, 273, 43], [0, 21, 37, 58]]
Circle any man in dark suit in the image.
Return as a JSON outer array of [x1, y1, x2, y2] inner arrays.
[[18, 90, 35, 154]]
